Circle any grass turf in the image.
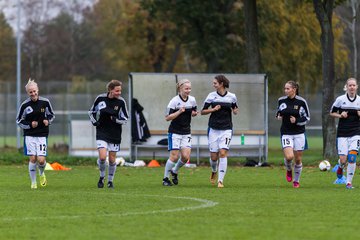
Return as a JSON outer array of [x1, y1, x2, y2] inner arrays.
[[0, 165, 359, 240]]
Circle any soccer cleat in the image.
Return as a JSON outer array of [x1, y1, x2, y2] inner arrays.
[[107, 181, 114, 188], [170, 170, 178, 185], [217, 181, 224, 188], [97, 177, 105, 188], [31, 183, 37, 189], [40, 174, 47, 187], [162, 177, 173, 186], [293, 181, 300, 188], [210, 172, 217, 185], [286, 170, 292, 182], [337, 167, 344, 179], [333, 175, 346, 184], [346, 183, 354, 189]]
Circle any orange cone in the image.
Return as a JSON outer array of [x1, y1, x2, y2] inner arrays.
[[148, 160, 161, 168], [50, 162, 71, 170]]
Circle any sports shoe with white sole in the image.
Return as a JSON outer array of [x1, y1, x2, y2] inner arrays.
[[31, 183, 37, 189], [40, 174, 47, 187], [217, 181, 224, 188]]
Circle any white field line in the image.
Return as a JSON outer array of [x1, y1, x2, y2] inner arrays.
[[1, 194, 218, 221]]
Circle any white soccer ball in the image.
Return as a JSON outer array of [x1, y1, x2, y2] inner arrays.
[[319, 160, 331, 171]]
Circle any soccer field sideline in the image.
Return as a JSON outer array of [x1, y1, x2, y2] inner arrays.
[[1, 165, 360, 240]]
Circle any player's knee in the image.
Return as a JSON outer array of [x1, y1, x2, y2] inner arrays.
[[169, 151, 179, 161], [219, 149, 228, 158], [181, 156, 189, 163], [284, 154, 294, 162], [99, 158, 106, 162], [348, 150, 358, 163]]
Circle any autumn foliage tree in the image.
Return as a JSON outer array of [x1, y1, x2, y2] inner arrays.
[[258, 0, 348, 94]]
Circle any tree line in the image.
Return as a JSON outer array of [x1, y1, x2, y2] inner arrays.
[[0, 0, 352, 94]]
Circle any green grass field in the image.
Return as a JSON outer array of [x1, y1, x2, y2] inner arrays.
[[1, 165, 360, 240]]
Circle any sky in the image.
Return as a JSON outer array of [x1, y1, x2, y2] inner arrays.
[[0, 0, 97, 35]]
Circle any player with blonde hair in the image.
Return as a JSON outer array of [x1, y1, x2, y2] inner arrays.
[[16, 78, 55, 189], [330, 78, 360, 189], [162, 79, 198, 186]]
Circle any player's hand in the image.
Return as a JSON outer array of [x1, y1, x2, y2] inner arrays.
[[192, 110, 198, 117], [233, 108, 239, 115], [340, 111, 348, 118], [213, 105, 221, 112], [43, 119, 49, 126], [31, 121, 38, 128], [290, 116, 296, 123], [178, 107, 185, 113], [92, 121, 100, 127]]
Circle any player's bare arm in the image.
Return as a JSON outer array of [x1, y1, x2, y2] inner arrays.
[[201, 105, 221, 115], [330, 111, 348, 119], [165, 107, 185, 121]]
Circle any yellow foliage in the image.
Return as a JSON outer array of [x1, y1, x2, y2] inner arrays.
[[258, 0, 348, 94]]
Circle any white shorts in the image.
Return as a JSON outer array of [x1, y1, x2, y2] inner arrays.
[[96, 140, 120, 152], [24, 136, 48, 156], [168, 133, 192, 151], [337, 136, 360, 155], [281, 133, 307, 151], [208, 128, 232, 152]]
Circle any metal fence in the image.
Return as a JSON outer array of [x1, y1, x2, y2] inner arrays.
[[0, 80, 324, 148]]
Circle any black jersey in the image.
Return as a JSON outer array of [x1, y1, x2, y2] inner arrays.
[[202, 91, 238, 130], [330, 93, 360, 137], [16, 96, 55, 137], [277, 95, 310, 135], [166, 95, 197, 134], [88, 93, 129, 144]]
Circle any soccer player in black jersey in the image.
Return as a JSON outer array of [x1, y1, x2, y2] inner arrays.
[[201, 75, 238, 188], [16, 79, 55, 189], [276, 81, 310, 188], [330, 78, 360, 189], [89, 80, 128, 189], [162, 79, 198, 186]]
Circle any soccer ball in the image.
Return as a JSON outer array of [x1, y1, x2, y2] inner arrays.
[[319, 160, 331, 171]]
